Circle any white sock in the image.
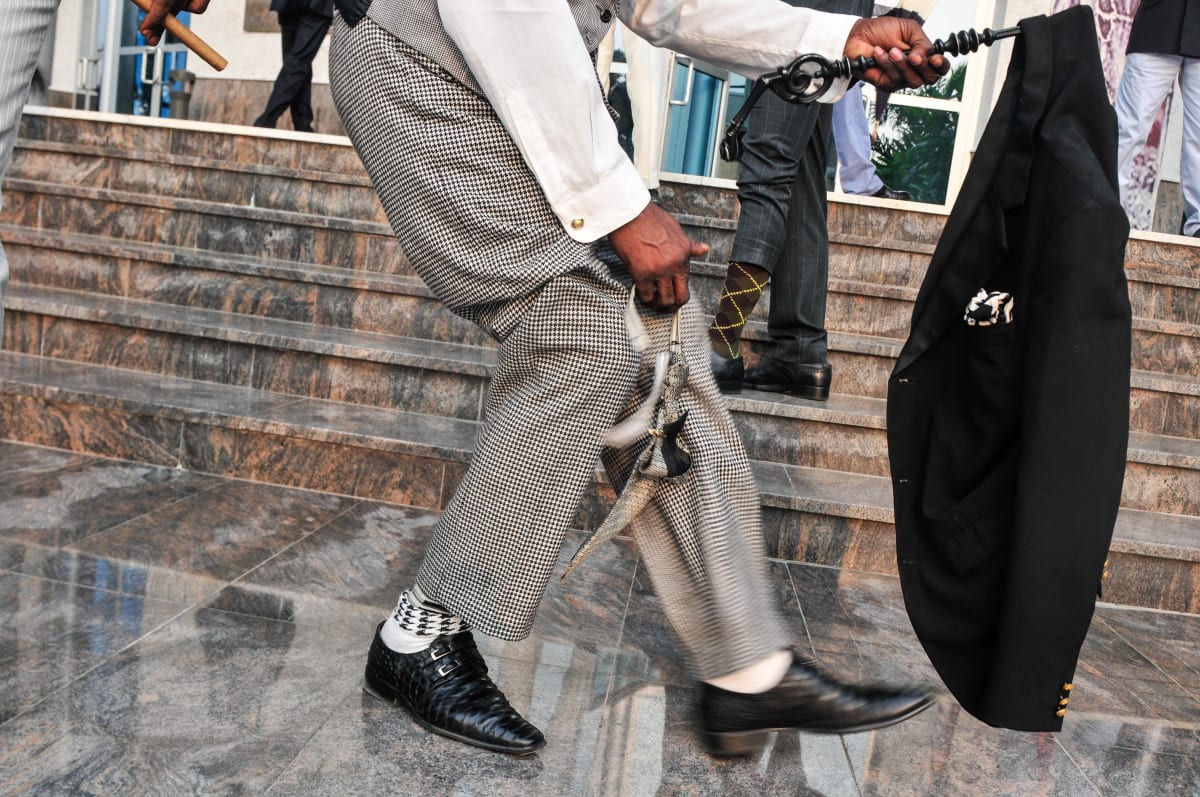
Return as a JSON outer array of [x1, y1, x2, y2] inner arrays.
[[704, 649, 794, 694], [379, 586, 469, 654]]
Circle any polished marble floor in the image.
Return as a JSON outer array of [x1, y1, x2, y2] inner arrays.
[[0, 440, 1196, 796]]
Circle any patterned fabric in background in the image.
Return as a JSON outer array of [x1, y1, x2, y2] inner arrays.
[[1052, 0, 1159, 230]]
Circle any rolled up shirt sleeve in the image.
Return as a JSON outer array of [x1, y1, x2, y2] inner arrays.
[[438, 0, 858, 243]]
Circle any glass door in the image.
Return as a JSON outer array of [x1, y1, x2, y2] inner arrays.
[[84, 0, 193, 117]]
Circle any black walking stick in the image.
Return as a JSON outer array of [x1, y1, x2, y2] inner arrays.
[[719, 26, 1021, 161]]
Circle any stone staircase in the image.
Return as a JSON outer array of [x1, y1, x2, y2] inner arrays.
[[2, 108, 1198, 615]]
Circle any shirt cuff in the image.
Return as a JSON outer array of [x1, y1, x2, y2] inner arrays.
[[556, 159, 651, 243]]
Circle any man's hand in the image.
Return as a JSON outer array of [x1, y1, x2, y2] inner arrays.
[[608, 202, 709, 313], [845, 16, 948, 92], [140, 0, 212, 47]]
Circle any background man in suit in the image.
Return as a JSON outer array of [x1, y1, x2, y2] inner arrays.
[[1113, 0, 1199, 237], [708, 0, 874, 400], [253, 0, 334, 133]]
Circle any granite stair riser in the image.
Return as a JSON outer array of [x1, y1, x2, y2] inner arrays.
[[7, 144, 391, 226], [3, 307, 896, 473], [0, 183, 403, 275], [0, 384, 1194, 614], [3, 240, 492, 346], [4, 305, 1197, 518], [7, 280, 1199, 440], [3, 310, 491, 422], [18, 113, 366, 175]]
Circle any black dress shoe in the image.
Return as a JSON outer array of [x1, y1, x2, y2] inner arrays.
[[709, 351, 744, 393], [743, 359, 832, 401], [364, 623, 545, 755], [698, 653, 935, 756], [871, 184, 913, 201]]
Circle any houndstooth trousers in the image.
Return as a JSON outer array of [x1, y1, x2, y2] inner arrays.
[[329, 17, 791, 679]]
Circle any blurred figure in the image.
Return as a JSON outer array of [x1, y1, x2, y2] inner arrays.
[[597, 23, 674, 197], [254, 0, 334, 133]]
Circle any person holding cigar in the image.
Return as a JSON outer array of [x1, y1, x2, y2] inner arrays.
[[0, 0, 211, 345], [328, 0, 947, 757]]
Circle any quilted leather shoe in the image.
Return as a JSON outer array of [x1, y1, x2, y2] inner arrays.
[[709, 351, 745, 393], [698, 653, 935, 756], [743, 358, 832, 401], [363, 623, 545, 755]]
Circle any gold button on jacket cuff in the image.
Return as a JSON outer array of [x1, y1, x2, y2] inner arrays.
[[571, 218, 584, 230]]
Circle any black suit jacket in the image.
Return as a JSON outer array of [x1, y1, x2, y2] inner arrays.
[[1127, 0, 1200, 57], [886, 6, 1132, 733]]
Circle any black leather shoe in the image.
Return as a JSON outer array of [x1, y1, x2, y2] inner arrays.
[[871, 184, 913, 201], [364, 623, 545, 755], [698, 654, 935, 756], [743, 359, 832, 401], [709, 351, 744, 393]]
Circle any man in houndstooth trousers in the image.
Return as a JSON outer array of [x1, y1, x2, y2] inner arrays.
[[328, 0, 946, 756]]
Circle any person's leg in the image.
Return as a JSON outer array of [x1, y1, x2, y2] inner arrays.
[[255, 11, 329, 131], [832, 82, 883, 195], [743, 104, 835, 400], [0, 0, 59, 344], [708, 89, 820, 388], [1179, 57, 1199, 236], [1114, 52, 1183, 227], [285, 12, 332, 132]]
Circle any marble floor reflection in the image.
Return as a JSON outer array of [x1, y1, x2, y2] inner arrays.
[[0, 441, 1196, 796]]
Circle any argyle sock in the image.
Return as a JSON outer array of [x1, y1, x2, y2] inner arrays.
[[379, 586, 469, 654], [708, 261, 770, 359]]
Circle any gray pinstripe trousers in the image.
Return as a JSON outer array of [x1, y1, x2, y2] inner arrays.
[[329, 18, 792, 679], [0, 0, 59, 344]]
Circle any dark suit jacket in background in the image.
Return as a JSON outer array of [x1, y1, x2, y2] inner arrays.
[[1126, 0, 1200, 58], [270, 0, 334, 17], [886, 5, 1132, 733]]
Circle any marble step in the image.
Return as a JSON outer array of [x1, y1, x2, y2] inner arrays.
[[18, 108, 366, 176], [0, 223, 492, 347], [0, 178, 401, 275], [6, 228, 1199, 437], [0, 350, 1195, 615], [0, 286, 903, 475], [8, 137, 390, 226], [6, 284, 1200, 517], [6, 178, 1198, 381]]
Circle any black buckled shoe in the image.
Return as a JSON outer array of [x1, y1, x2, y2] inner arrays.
[[698, 653, 935, 756], [743, 359, 833, 401], [710, 351, 745, 393], [364, 623, 545, 755]]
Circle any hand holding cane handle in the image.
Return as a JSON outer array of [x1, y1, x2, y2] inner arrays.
[[129, 0, 228, 72]]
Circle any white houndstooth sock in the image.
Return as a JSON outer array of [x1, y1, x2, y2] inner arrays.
[[380, 586, 470, 654]]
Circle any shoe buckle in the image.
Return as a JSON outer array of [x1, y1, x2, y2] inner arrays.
[[429, 645, 451, 661], [436, 661, 460, 678]]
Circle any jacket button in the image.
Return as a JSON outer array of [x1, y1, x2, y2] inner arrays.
[[1055, 708, 1068, 718], [600, 8, 612, 22]]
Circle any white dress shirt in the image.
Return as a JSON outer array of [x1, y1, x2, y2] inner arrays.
[[437, 0, 858, 242]]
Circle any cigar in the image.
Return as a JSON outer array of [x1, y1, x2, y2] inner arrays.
[[128, 0, 228, 72]]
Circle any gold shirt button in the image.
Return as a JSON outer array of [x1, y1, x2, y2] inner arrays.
[[571, 218, 585, 230]]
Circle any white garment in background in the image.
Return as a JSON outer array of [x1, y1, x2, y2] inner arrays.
[[832, 81, 884, 194], [1114, 51, 1199, 236]]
